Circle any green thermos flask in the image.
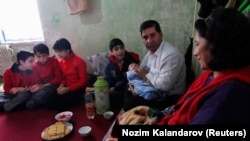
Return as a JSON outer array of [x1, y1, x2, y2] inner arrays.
[[93, 76, 110, 114]]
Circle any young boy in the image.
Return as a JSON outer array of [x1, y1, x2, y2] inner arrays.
[[3, 50, 40, 111], [104, 38, 140, 110], [53, 38, 88, 110], [25, 43, 63, 109]]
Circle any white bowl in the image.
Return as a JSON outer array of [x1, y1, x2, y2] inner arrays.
[[78, 126, 92, 137], [103, 111, 114, 120], [55, 111, 73, 122]]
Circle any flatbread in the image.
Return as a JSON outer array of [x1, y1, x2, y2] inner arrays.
[[43, 121, 66, 140]]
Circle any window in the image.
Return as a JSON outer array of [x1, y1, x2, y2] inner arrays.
[[0, 0, 44, 43]]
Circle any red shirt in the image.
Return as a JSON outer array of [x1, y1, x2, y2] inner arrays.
[[34, 56, 62, 85], [59, 53, 88, 91], [3, 63, 40, 94]]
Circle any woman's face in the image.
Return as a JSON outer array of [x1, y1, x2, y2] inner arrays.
[[193, 31, 212, 70]]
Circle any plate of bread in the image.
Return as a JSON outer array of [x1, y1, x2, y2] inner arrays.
[[41, 121, 73, 140], [118, 106, 159, 125]]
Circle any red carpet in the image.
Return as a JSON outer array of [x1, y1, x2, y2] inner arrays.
[[0, 103, 116, 141]]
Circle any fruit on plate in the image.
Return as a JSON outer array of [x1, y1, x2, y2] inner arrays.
[[58, 114, 71, 120]]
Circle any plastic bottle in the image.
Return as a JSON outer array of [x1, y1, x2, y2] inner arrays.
[[94, 76, 110, 114], [85, 88, 95, 119]]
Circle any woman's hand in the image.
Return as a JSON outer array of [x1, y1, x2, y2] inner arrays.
[[143, 116, 158, 125], [118, 106, 150, 125], [105, 137, 118, 141]]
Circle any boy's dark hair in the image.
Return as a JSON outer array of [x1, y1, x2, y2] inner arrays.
[[16, 50, 34, 65], [33, 43, 49, 54], [53, 38, 72, 53], [109, 38, 124, 51], [195, 8, 250, 70], [140, 20, 162, 34]]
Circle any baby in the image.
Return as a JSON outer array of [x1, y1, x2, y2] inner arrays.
[[126, 64, 161, 100]]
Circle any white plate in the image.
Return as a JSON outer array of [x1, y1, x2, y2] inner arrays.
[[41, 122, 73, 141], [55, 111, 73, 121]]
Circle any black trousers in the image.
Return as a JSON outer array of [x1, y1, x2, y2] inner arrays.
[[122, 87, 181, 111], [51, 88, 84, 111], [109, 91, 124, 111]]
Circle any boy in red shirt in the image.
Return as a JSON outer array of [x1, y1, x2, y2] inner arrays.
[[53, 38, 88, 110], [3, 50, 40, 111], [26, 43, 63, 109]]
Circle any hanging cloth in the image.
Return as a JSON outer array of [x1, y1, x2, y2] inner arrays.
[[66, 0, 88, 15]]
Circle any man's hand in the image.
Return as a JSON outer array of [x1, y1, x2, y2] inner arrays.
[[109, 87, 115, 94], [128, 63, 149, 78], [10, 87, 30, 95], [128, 83, 137, 95], [135, 66, 148, 78], [30, 84, 44, 93]]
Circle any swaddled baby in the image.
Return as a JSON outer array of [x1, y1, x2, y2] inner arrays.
[[126, 64, 161, 100]]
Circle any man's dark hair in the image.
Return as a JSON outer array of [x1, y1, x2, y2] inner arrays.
[[53, 38, 72, 53], [140, 20, 162, 34], [33, 43, 49, 54]]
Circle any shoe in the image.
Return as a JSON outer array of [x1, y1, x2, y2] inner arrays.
[[0, 102, 5, 111], [4, 100, 20, 112], [4, 93, 30, 112]]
